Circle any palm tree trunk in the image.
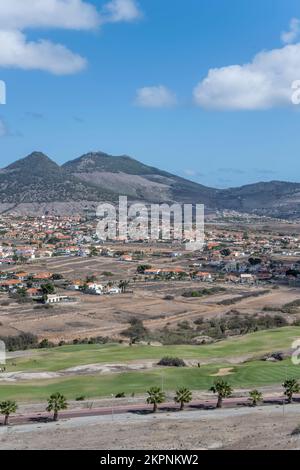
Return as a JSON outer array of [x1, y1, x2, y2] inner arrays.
[[180, 401, 184, 411], [53, 410, 58, 421], [153, 403, 157, 413], [288, 394, 293, 404], [4, 414, 9, 426], [217, 396, 223, 408]]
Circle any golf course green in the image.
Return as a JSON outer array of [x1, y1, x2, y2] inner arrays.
[[1, 327, 299, 402]]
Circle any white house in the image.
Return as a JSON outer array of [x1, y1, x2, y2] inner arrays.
[[45, 294, 69, 304], [106, 287, 121, 295], [86, 282, 104, 295]]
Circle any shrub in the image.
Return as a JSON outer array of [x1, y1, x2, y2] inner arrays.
[[292, 425, 300, 436], [121, 318, 149, 342], [164, 295, 174, 301], [157, 357, 186, 367], [38, 339, 55, 349], [0, 333, 39, 351], [75, 395, 86, 401]]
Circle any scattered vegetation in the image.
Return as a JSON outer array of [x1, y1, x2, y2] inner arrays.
[[182, 287, 226, 298], [157, 357, 186, 367], [282, 300, 300, 314], [121, 318, 149, 343], [0, 333, 39, 351], [218, 290, 270, 305]]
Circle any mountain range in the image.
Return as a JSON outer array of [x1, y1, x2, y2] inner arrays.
[[0, 151, 300, 219]]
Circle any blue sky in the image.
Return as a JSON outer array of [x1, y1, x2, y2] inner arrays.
[[0, 0, 300, 188]]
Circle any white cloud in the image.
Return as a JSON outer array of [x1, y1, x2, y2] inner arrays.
[[194, 43, 300, 110], [0, 0, 100, 30], [281, 18, 300, 44], [102, 0, 142, 23], [135, 86, 177, 108], [0, 0, 143, 75], [0, 30, 86, 74]]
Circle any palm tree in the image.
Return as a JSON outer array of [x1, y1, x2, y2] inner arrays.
[[146, 387, 166, 413], [210, 380, 233, 409], [46, 393, 68, 421], [283, 378, 300, 404], [249, 389, 263, 407], [119, 280, 129, 293], [0, 400, 18, 426], [174, 388, 192, 411]]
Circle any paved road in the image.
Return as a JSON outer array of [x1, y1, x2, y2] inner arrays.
[[6, 394, 300, 426]]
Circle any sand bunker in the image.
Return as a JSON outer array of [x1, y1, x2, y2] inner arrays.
[[210, 368, 234, 377]]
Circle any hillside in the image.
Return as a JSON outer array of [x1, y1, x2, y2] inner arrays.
[[0, 152, 117, 210], [62, 151, 218, 205], [0, 151, 300, 218]]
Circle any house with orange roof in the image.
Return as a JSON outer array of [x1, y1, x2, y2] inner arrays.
[[14, 272, 29, 281], [0, 279, 24, 290], [160, 267, 186, 274], [119, 255, 133, 262], [144, 268, 161, 276], [32, 272, 52, 281], [26, 288, 42, 298], [195, 271, 213, 282]]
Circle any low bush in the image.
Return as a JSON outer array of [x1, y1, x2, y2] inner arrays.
[[75, 395, 86, 401], [157, 357, 186, 367]]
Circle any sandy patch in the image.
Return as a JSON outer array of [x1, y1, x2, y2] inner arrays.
[[0, 361, 156, 382], [210, 368, 234, 377]]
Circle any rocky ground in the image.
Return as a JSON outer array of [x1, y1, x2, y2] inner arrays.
[[1, 404, 300, 450]]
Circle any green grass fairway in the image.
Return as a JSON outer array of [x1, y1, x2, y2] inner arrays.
[[1, 359, 300, 402], [2, 327, 300, 402], [6, 326, 300, 373]]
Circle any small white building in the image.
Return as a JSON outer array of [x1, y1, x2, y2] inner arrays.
[[86, 282, 104, 295], [107, 287, 121, 295], [240, 273, 255, 284], [45, 294, 70, 304]]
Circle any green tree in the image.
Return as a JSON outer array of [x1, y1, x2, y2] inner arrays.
[[119, 280, 130, 293], [41, 283, 55, 295], [137, 265, 152, 274], [0, 400, 18, 426], [210, 380, 233, 409], [89, 247, 98, 257], [283, 379, 300, 404], [174, 388, 192, 411], [121, 318, 148, 343], [220, 248, 231, 257], [46, 393, 68, 421], [146, 387, 166, 413], [249, 390, 263, 407], [52, 273, 63, 281]]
